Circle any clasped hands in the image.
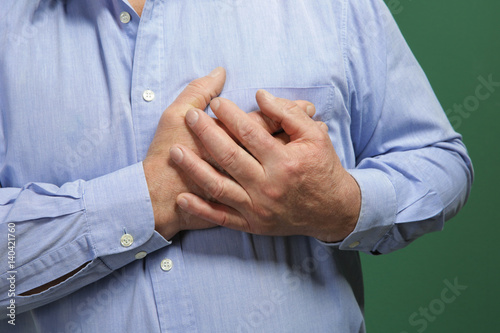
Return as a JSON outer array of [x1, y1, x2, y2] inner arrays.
[[143, 68, 360, 243]]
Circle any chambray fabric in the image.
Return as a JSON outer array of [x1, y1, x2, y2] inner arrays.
[[0, 0, 472, 332]]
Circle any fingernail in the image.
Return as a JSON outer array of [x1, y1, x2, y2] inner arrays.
[[170, 147, 184, 163], [208, 67, 223, 77], [210, 98, 220, 111], [259, 89, 275, 101], [177, 197, 188, 209], [306, 104, 315, 117], [185, 109, 199, 126]]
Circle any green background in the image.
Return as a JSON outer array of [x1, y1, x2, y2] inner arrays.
[[362, 1, 500, 332]]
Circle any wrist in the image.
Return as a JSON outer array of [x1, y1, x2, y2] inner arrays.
[[315, 171, 361, 243], [143, 158, 181, 241]]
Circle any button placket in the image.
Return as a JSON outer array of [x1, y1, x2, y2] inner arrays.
[[128, 0, 163, 159]]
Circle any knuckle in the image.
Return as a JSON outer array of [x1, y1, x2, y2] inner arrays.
[[281, 158, 301, 175], [218, 211, 230, 227], [279, 99, 300, 114], [218, 147, 239, 169], [186, 80, 212, 107], [250, 210, 275, 234], [261, 185, 283, 202], [238, 122, 258, 143], [195, 122, 212, 141], [206, 178, 226, 201], [259, 207, 276, 222], [182, 157, 199, 175]]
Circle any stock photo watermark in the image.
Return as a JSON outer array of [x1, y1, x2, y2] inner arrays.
[[386, 0, 419, 16], [6, 4, 49, 47], [216, 0, 244, 13], [350, 0, 419, 64], [236, 244, 335, 332], [53, 98, 131, 178], [48, 267, 136, 333], [400, 277, 467, 333], [446, 74, 499, 129], [6, 223, 17, 326]]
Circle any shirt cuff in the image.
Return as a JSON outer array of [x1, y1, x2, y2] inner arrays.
[[83, 162, 170, 270], [318, 168, 397, 253]]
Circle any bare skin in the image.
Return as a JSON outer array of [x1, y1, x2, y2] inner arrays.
[[170, 90, 361, 243], [143, 68, 316, 240], [20, 68, 317, 295], [128, 0, 146, 17], [123, 1, 361, 242]]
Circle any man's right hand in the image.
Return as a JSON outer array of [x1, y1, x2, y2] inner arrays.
[[143, 67, 316, 240], [143, 67, 227, 240]]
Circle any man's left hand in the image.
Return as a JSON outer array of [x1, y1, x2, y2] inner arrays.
[[169, 90, 361, 243]]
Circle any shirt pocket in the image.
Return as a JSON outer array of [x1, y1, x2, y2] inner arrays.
[[206, 85, 354, 167]]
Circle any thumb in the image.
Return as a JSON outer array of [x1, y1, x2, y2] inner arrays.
[[170, 67, 226, 111]]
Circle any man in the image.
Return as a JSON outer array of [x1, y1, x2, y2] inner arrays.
[[0, 0, 472, 332]]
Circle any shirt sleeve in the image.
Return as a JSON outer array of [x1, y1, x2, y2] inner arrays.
[[329, 0, 473, 254], [0, 162, 170, 314]]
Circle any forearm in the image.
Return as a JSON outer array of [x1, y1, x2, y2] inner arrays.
[[339, 0, 473, 254], [0, 162, 169, 315], [338, 137, 472, 254]]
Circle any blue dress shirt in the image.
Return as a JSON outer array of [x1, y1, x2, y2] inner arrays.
[[0, 0, 472, 332]]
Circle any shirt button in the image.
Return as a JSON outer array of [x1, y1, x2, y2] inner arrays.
[[160, 259, 173, 272], [348, 241, 360, 249], [142, 89, 155, 102], [120, 234, 134, 247], [119, 11, 131, 24], [135, 251, 147, 259]]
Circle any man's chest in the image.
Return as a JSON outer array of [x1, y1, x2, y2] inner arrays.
[[0, 0, 355, 185]]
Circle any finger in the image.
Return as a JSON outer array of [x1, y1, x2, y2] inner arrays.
[[209, 98, 281, 163], [176, 206, 219, 231], [247, 100, 315, 135], [170, 67, 226, 111], [296, 100, 316, 118], [273, 131, 290, 145], [256, 90, 318, 141], [176, 193, 251, 232], [318, 121, 329, 133], [170, 145, 250, 207], [184, 108, 264, 184]]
